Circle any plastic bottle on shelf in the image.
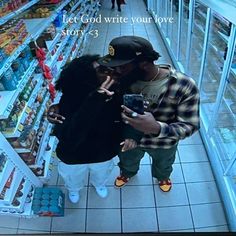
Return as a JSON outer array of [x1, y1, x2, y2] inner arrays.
[[11, 60, 23, 81], [0, 76, 6, 91]]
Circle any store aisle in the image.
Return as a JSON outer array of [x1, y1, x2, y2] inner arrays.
[[0, 0, 229, 234]]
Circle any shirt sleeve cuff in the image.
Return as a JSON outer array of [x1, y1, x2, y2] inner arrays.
[[156, 121, 169, 138]]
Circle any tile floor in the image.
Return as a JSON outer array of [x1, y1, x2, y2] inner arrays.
[[0, 0, 230, 234]]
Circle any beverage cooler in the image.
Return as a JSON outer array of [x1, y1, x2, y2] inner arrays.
[[147, 0, 236, 231]]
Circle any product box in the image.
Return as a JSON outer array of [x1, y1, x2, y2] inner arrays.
[[32, 187, 64, 216]]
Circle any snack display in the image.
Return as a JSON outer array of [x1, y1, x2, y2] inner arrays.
[[0, 0, 29, 18]]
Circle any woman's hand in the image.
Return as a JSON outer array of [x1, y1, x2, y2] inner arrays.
[[47, 104, 65, 124], [120, 139, 137, 152], [97, 76, 115, 96]]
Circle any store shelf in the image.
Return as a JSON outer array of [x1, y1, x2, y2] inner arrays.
[[0, 0, 100, 218], [24, 0, 72, 41], [195, 22, 205, 34], [214, 130, 236, 163], [61, 36, 78, 67], [0, 169, 23, 206], [0, 179, 32, 213], [34, 123, 53, 168], [0, 59, 38, 119], [2, 77, 44, 138], [0, 160, 15, 194], [218, 31, 229, 42], [14, 180, 32, 212], [33, 92, 50, 133], [0, 0, 40, 26], [45, 0, 84, 54], [196, 8, 207, 20], [47, 34, 71, 68], [71, 0, 84, 12], [0, 37, 31, 78], [39, 136, 58, 181], [231, 68, 236, 77], [223, 98, 236, 119], [71, 39, 82, 60]]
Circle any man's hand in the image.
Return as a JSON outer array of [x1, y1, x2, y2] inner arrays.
[[121, 105, 161, 135], [47, 104, 65, 124], [97, 76, 115, 96], [120, 139, 137, 152]]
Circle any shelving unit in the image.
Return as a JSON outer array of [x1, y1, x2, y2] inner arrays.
[[0, 0, 100, 217]]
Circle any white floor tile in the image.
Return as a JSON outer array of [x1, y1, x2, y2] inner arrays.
[[195, 225, 229, 232], [182, 162, 215, 182], [18, 216, 51, 231], [121, 185, 155, 208], [170, 163, 185, 183], [0, 215, 19, 228], [17, 229, 49, 234], [51, 209, 86, 232], [179, 132, 203, 145], [157, 206, 193, 231], [154, 183, 189, 207], [86, 209, 121, 233], [87, 186, 120, 208], [178, 144, 209, 162], [191, 203, 227, 228], [0, 227, 17, 234], [186, 181, 221, 205], [122, 208, 158, 232]]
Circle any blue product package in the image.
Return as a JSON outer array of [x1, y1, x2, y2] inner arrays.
[[2, 69, 17, 91], [32, 187, 65, 217], [54, 11, 63, 27], [0, 77, 5, 91]]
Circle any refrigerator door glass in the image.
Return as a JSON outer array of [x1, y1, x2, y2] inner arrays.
[[213, 80, 236, 171], [168, 0, 180, 57], [200, 11, 230, 130], [188, 1, 207, 83]]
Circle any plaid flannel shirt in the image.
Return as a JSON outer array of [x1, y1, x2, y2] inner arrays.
[[134, 64, 200, 149]]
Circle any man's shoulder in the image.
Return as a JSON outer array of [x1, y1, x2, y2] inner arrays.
[[157, 64, 198, 88]]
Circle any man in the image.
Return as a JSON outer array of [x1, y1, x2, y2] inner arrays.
[[98, 36, 200, 192]]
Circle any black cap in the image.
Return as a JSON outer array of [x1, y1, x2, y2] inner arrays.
[[98, 36, 160, 67]]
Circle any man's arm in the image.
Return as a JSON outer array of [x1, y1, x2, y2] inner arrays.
[[121, 82, 200, 141]]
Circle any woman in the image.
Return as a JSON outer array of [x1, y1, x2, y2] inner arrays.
[[111, 0, 126, 12], [48, 55, 141, 203]]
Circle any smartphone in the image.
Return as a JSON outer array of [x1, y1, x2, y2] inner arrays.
[[123, 94, 144, 115]]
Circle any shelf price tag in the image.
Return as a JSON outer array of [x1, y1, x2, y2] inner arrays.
[[25, 107, 31, 114], [49, 164, 53, 171], [51, 151, 57, 158], [18, 123, 24, 132]]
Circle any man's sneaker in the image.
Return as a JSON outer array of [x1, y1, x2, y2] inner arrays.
[[114, 175, 129, 188], [68, 191, 80, 203], [95, 186, 108, 198], [158, 179, 172, 192]]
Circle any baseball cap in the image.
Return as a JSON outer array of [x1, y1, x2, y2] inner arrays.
[[98, 36, 160, 67]]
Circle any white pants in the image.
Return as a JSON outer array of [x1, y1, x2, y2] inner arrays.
[[58, 159, 114, 192]]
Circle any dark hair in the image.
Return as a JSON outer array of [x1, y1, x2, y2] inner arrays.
[[55, 54, 100, 94], [136, 51, 161, 63]]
